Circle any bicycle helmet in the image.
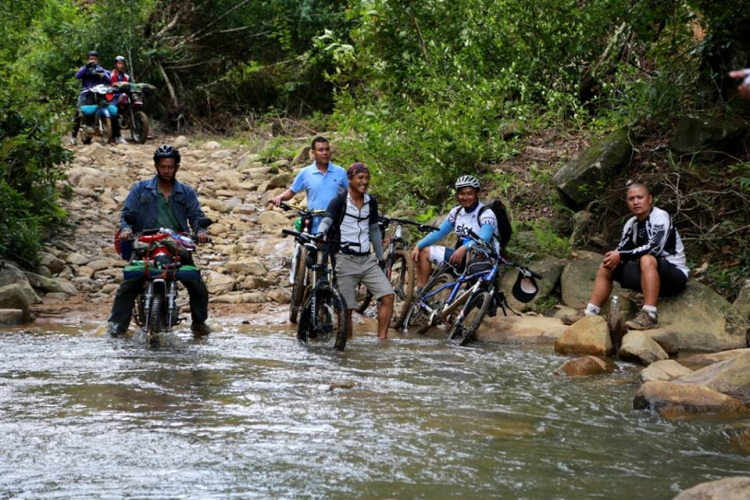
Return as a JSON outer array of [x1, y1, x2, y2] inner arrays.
[[115, 55, 126, 63], [455, 175, 480, 191], [153, 144, 181, 165]]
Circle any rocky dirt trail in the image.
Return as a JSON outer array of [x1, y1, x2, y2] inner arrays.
[[33, 135, 311, 327]]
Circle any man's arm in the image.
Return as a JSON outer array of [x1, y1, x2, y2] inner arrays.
[[271, 188, 297, 207], [75, 66, 86, 79], [369, 198, 384, 261], [316, 194, 344, 236], [119, 183, 141, 240]]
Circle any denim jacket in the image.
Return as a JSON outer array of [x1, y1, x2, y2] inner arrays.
[[120, 176, 207, 234]]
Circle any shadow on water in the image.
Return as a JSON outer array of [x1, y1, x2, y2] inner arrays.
[[1, 323, 749, 499]]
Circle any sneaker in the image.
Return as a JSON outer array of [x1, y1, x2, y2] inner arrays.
[[561, 311, 585, 325], [116, 136, 128, 145], [625, 310, 658, 330], [69, 136, 77, 146], [191, 322, 212, 336]]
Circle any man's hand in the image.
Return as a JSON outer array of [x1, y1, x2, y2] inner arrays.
[[119, 228, 133, 241], [270, 195, 283, 207], [411, 246, 421, 263], [602, 250, 621, 270], [730, 69, 750, 100], [450, 245, 468, 265], [197, 232, 211, 244], [378, 259, 387, 273]]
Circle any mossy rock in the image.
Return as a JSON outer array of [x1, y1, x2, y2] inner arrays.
[[552, 128, 633, 207], [670, 114, 749, 156]]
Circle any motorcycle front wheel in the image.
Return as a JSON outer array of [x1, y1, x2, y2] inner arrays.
[[147, 290, 166, 344], [132, 111, 150, 144], [99, 116, 113, 144]]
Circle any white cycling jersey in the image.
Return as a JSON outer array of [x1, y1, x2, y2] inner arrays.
[[447, 202, 500, 254]]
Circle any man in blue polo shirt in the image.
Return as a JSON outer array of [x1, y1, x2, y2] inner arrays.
[[271, 136, 348, 231]]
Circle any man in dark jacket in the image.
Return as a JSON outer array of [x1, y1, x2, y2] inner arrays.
[[107, 145, 212, 337]]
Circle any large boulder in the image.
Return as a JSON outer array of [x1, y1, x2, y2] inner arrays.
[[258, 210, 291, 229], [266, 172, 293, 190], [0, 309, 25, 325], [685, 348, 750, 367], [173, 135, 189, 149], [554, 315, 613, 356], [643, 329, 679, 355], [618, 331, 669, 365], [670, 114, 749, 156], [640, 360, 693, 383], [552, 128, 633, 206], [633, 381, 748, 416], [553, 355, 616, 376], [657, 281, 750, 351], [500, 256, 565, 312], [559, 251, 628, 311], [205, 271, 235, 294], [25, 272, 79, 295], [39, 252, 65, 274], [0, 284, 32, 322], [477, 315, 567, 344], [734, 279, 750, 320], [675, 352, 750, 404], [673, 477, 750, 500], [226, 258, 267, 277], [0, 261, 28, 287]]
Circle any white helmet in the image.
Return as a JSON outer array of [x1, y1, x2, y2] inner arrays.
[[455, 175, 480, 190]]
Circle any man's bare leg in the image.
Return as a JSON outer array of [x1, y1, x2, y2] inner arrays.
[[589, 265, 615, 308], [377, 294, 394, 339], [639, 255, 660, 307], [416, 247, 432, 288]]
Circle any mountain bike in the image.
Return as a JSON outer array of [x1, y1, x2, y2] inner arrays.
[[281, 229, 356, 351], [403, 229, 542, 346], [354, 216, 437, 328], [280, 202, 326, 323]]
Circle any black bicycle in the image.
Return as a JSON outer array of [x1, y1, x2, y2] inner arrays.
[[279, 202, 326, 324], [354, 215, 437, 328], [281, 229, 355, 351]]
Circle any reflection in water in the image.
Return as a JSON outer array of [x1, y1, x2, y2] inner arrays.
[[0, 325, 749, 498]]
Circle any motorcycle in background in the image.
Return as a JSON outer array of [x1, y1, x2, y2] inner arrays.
[[78, 84, 117, 144], [113, 81, 154, 144]]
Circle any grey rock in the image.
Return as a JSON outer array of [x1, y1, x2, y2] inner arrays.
[[0, 284, 31, 321], [672, 477, 750, 500], [173, 135, 189, 149], [500, 256, 565, 312], [266, 172, 293, 190], [292, 146, 311, 165], [675, 351, 750, 405], [0, 308, 25, 325], [0, 261, 28, 288], [554, 315, 613, 356], [734, 279, 750, 320], [633, 380, 748, 416], [618, 331, 669, 365], [671, 114, 749, 156], [553, 129, 633, 206], [658, 281, 750, 351], [65, 253, 89, 266], [640, 360, 693, 383]]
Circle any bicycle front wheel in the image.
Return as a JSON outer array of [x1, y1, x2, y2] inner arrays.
[[403, 270, 452, 334], [289, 246, 309, 324], [389, 249, 415, 329], [448, 290, 491, 346], [297, 284, 349, 351]]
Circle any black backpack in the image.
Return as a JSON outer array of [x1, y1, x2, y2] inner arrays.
[[479, 200, 512, 248]]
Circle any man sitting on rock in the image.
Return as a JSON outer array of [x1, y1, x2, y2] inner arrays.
[[270, 136, 348, 231], [568, 183, 689, 330], [107, 144, 212, 337]]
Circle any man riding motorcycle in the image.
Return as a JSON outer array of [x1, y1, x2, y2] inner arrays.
[[107, 145, 212, 337], [70, 50, 126, 145]]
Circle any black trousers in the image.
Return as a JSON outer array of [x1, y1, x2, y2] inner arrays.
[[108, 278, 209, 329]]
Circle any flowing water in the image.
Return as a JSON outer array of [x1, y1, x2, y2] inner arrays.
[[1, 324, 749, 499]]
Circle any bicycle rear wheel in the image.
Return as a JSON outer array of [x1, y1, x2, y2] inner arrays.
[[289, 246, 309, 324], [353, 283, 372, 314], [297, 284, 349, 351], [389, 249, 415, 329], [448, 290, 491, 346], [403, 270, 452, 334]]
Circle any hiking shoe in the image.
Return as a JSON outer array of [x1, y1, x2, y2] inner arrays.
[[561, 311, 585, 325], [625, 310, 658, 330], [191, 322, 212, 337], [116, 136, 128, 145]]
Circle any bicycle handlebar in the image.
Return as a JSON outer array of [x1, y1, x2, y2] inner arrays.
[[379, 215, 438, 233], [279, 202, 326, 217], [462, 228, 542, 280], [281, 229, 361, 249]]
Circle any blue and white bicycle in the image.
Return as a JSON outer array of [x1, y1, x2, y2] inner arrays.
[[403, 229, 542, 346]]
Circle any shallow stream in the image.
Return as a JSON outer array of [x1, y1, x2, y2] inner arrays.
[[1, 325, 749, 499]]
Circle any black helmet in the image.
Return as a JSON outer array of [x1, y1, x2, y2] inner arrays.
[[87, 50, 99, 58], [512, 271, 539, 303], [153, 144, 181, 164]]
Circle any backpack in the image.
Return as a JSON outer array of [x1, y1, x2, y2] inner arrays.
[[479, 200, 512, 248]]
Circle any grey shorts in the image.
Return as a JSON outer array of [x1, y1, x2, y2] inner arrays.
[[335, 253, 394, 309]]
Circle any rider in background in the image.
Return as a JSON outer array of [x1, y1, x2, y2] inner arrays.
[[110, 55, 132, 83], [729, 68, 750, 99], [70, 50, 111, 145], [270, 136, 348, 231], [107, 145, 212, 337], [410, 175, 499, 296]]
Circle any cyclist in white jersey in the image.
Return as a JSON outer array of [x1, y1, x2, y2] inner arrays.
[[411, 175, 498, 295]]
